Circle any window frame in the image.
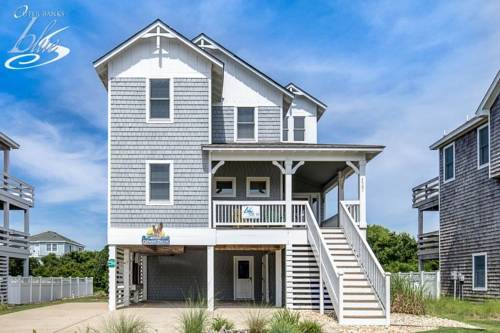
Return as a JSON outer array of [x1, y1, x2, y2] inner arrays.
[[145, 160, 174, 206], [246, 177, 270, 198], [293, 116, 306, 142], [213, 177, 237, 198], [472, 252, 487, 291], [282, 116, 289, 142], [443, 142, 455, 183], [46, 243, 57, 252], [146, 78, 174, 123], [477, 123, 490, 169], [234, 107, 258, 142]]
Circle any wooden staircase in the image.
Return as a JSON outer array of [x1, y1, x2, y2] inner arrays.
[[322, 228, 387, 325]]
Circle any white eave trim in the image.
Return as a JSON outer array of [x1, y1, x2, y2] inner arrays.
[[286, 83, 327, 110], [430, 116, 488, 150], [93, 20, 224, 70], [193, 35, 294, 99], [476, 70, 500, 116]]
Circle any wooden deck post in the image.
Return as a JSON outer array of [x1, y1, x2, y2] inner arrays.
[[275, 249, 282, 307], [207, 245, 215, 311], [123, 249, 130, 306]]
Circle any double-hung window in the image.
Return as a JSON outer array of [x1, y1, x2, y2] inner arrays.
[[473, 253, 487, 291], [146, 161, 173, 205], [282, 117, 289, 141], [246, 177, 270, 197], [46, 243, 57, 252], [477, 124, 489, 168], [236, 107, 256, 141], [293, 116, 305, 141], [443, 143, 455, 182], [148, 79, 172, 122]]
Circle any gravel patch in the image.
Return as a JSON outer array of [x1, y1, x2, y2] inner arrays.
[[297, 311, 479, 333]]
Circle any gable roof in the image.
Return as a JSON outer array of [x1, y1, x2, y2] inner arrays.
[[192, 33, 294, 99], [93, 19, 224, 86], [476, 70, 500, 115], [29, 231, 84, 247], [0, 132, 20, 150], [286, 83, 327, 119], [429, 115, 488, 150]]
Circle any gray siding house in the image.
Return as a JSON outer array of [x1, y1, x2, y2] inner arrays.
[[29, 231, 85, 258], [416, 71, 500, 299], [94, 19, 390, 325]]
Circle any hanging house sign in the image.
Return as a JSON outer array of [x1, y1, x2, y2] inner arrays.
[[142, 223, 170, 245], [242, 205, 260, 219]]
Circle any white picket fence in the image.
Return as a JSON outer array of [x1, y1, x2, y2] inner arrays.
[[7, 276, 93, 304], [396, 271, 440, 299]]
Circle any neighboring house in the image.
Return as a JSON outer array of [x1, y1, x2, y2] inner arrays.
[[94, 19, 390, 325], [413, 71, 500, 299], [0, 132, 34, 302], [29, 231, 85, 258]]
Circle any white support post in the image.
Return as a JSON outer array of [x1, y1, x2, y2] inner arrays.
[[337, 171, 345, 220], [358, 159, 367, 236], [319, 245, 324, 314], [207, 246, 214, 311], [143, 255, 148, 301], [275, 249, 282, 307], [436, 270, 441, 299], [284, 160, 293, 228], [123, 249, 130, 306], [385, 273, 391, 326], [108, 245, 117, 311]]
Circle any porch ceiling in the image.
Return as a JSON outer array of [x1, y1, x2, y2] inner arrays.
[[294, 161, 348, 188]]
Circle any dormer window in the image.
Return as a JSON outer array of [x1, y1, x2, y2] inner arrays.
[[294, 117, 305, 141], [236, 107, 256, 141], [148, 79, 172, 122]]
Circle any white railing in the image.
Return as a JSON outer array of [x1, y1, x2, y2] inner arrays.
[[342, 200, 360, 225], [340, 201, 390, 322], [212, 201, 307, 227], [7, 276, 93, 304], [2, 173, 34, 206], [0, 226, 29, 252], [304, 203, 344, 321]]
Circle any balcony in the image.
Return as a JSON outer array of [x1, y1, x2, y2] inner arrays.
[[1, 173, 34, 208], [0, 226, 29, 255], [417, 231, 439, 260], [212, 201, 308, 227], [412, 177, 439, 210]]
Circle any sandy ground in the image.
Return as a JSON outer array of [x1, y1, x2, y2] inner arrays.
[[0, 302, 478, 333]]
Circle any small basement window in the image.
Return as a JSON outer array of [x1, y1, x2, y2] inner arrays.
[[146, 161, 173, 205], [213, 177, 236, 197], [477, 124, 489, 168], [443, 143, 455, 182], [148, 79, 172, 122], [246, 177, 270, 197], [473, 253, 487, 291], [294, 116, 305, 141], [236, 107, 256, 141]]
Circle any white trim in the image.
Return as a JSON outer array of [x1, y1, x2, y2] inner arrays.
[[233, 256, 255, 300], [208, 79, 212, 144], [234, 107, 258, 142], [246, 177, 270, 198], [146, 78, 174, 124], [145, 160, 174, 205], [208, 152, 212, 228], [476, 70, 500, 115], [472, 252, 487, 291], [477, 123, 490, 170], [286, 83, 327, 109], [213, 177, 236, 198], [443, 142, 455, 183]]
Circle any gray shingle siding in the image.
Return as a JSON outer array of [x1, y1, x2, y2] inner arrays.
[[110, 77, 209, 228], [212, 106, 282, 143], [439, 124, 500, 299], [490, 96, 500, 177]]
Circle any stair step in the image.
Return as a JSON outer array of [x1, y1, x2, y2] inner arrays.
[[327, 244, 350, 250], [338, 266, 362, 273], [344, 300, 381, 309], [329, 249, 353, 255], [343, 293, 378, 302], [343, 279, 370, 287], [344, 286, 373, 294], [331, 255, 357, 261], [342, 309, 385, 317], [336, 261, 360, 267], [322, 233, 346, 239]]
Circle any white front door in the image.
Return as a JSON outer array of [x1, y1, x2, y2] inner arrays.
[[234, 256, 254, 300]]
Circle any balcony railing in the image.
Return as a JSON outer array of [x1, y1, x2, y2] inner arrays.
[[0, 226, 29, 252], [2, 173, 34, 206], [412, 177, 439, 208], [212, 201, 307, 227], [417, 230, 439, 260]]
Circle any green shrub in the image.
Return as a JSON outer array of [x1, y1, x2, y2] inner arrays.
[[269, 320, 300, 333], [425, 297, 500, 321], [100, 313, 150, 333], [246, 310, 269, 333], [210, 315, 234, 331], [298, 320, 322, 333], [391, 274, 427, 315], [270, 309, 300, 327], [179, 307, 209, 333]]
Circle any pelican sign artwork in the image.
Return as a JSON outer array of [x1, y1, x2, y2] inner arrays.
[[142, 223, 170, 245]]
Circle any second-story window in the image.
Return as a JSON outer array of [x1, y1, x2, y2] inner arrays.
[[294, 116, 305, 141], [283, 117, 289, 141], [149, 79, 171, 122], [146, 161, 173, 205], [236, 107, 256, 141], [478, 124, 489, 168], [443, 143, 455, 182]]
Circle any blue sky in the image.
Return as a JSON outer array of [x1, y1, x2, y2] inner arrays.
[[1, 1, 499, 249]]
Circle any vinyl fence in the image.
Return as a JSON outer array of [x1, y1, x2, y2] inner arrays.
[[396, 271, 440, 299], [7, 276, 93, 305]]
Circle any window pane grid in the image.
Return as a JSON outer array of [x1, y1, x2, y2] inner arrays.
[[149, 79, 170, 119], [149, 163, 171, 202]]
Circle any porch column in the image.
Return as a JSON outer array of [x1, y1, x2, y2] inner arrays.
[[284, 160, 293, 228], [358, 160, 367, 237], [108, 245, 117, 311], [337, 170, 345, 220], [3, 149, 9, 174], [24, 209, 29, 234], [123, 248, 130, 306], [207, 245, 215, 311], [142, 255, 148, 301], [275, 249, 282, 307], [23, 258, 29, 277]]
